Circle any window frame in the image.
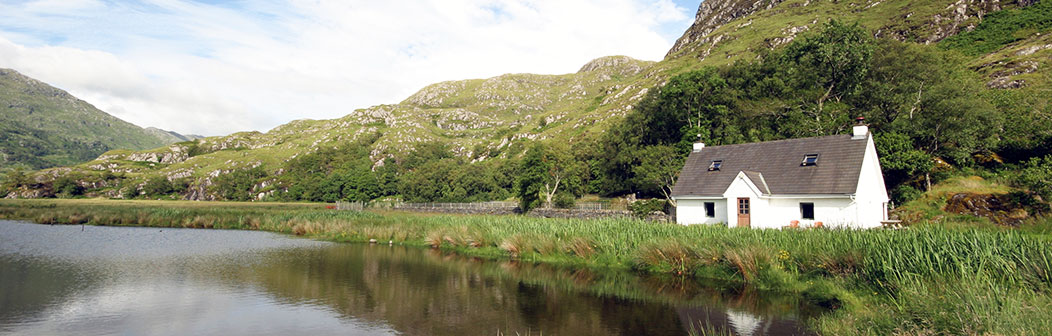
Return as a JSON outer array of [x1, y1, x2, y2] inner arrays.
[[801, 154, 819, 166], [708, 160, 723, 171], [704, 202, 715, 218], [800, 202, 815, 220]]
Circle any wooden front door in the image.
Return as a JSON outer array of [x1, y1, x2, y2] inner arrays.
[[737, 198, 751, 228]]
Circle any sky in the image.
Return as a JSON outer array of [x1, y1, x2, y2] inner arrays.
[[0, 0, 699, 136]]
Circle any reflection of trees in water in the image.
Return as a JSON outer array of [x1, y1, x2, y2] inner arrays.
[[249, 245, 811, 335], [1, 233, 814, 336]]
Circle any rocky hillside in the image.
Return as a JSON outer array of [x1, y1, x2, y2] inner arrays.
[[670, 0, 1032, 59], [667, 0, 1049, 90], [0, 68, 198, 170], [8, 0, 1050, 200], [25, 56, 663, 199]]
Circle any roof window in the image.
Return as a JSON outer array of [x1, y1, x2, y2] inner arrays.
[[708, 160, 723, 171], [801, 154, 819, 166]]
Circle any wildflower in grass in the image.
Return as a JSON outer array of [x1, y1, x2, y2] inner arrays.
[[778, 250, 790, 261]]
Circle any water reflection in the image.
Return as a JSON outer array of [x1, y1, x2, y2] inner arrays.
[[0, 220, 812, 335]]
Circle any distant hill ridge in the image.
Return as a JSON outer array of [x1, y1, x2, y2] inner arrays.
[[0, 68, 199, 170]]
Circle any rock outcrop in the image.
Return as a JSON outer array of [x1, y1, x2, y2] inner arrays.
[[944, 193, 1030, 225], [666, 0, 785, 58]]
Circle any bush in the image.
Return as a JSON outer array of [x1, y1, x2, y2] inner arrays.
[[142, 176, 173, 197], [1, 169, 28, 193], [891, 185, 923, 205], [629, 199, 667, 218], [1007, 191, 1050, 216], [553, 193, 576, 209], [1014, 155, 1052, 202], [52, 175, 84, 198], [212, 166, 268, 201]]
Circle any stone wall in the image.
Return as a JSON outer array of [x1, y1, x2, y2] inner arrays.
[[386, 204, 517, 216], [379, 205, 672, 222]]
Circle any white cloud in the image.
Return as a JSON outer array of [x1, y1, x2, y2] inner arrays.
[[0, 0, 693, 136]]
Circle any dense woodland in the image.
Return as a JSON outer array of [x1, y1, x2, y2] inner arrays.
[[4, 7, 1052, 213]]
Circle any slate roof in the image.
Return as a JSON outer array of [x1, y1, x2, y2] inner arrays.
[[671, 135, 868, 197], [742, 171, 770, 194]]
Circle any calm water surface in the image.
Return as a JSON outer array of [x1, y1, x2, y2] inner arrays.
[[0, 220, 813, 335]]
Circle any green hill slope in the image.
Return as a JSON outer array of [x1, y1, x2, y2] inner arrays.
[[0, 68, 196, 171], [7, 0, 1051, 201]]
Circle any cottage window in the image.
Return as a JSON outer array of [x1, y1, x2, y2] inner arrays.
[[800, 202, 815, 220], [708, 160, 723, 171], [704, 202, 715, 218], [801, 154, 819, 166]]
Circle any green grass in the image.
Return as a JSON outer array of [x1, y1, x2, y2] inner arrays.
[[895, 176, 1013, 224], [941, 0, 1052, 56], [1, 198, 1050, 335]]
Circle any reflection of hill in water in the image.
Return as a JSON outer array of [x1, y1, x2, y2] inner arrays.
[[249, 245, 814, 335], [0, 222, 813, 335], [0, 256, 101, 325]]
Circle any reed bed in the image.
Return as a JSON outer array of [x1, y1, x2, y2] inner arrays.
[[1, 198, 1050, 335]]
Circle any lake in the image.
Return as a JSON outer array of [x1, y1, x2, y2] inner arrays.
[[0, 220, 813, 335]]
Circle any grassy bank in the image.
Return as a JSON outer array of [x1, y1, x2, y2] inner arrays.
[[1, 199, 1050, 335]]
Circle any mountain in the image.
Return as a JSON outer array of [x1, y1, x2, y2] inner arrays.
[[144, 127, 204, 143], [0, 68, 197, 170], [664, 0, 1049, 90], [7, 0, 1050, 200], [57, 55, 663, 199]]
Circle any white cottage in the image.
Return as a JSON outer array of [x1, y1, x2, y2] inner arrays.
[[671, 121, 889, 229]]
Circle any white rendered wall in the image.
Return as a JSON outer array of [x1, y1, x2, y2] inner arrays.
[[721, 174, 769, 228], [766, 197, 855, 228], [852, 135, 891, 228], [676, 199, 727, 225]]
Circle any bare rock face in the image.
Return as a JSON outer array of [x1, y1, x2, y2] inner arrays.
[[666, 0, 786, 58], [126, 144, 191, 164], [577, 56, 647, 76], [1015, 43, 1052, 56], [945, 193, 1030, 225], [981, 60, 1039, 89], [987, 77, 1026, 89]]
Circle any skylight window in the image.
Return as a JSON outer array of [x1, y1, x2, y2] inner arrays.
[[708, 160, 723, 171], [801, 154, 819, 166]]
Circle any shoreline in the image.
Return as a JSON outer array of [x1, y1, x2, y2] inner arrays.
[[2, 198, 1050, 335]]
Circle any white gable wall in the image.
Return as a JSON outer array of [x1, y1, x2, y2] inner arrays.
[[721, 172, 772, 228], [851, 134, 891, 228]]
